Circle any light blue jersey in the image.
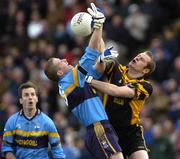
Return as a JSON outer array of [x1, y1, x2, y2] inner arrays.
[[58, 47, 108, 126], [2, 109, 65, 159]]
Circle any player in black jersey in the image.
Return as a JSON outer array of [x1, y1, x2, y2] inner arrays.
[[86, 49, 156, 159]]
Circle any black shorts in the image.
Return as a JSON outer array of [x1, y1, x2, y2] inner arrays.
[[114, 124, 149, 158], [85, 120, 122, 159]]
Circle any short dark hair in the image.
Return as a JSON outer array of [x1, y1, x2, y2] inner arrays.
[[18, 81, 38, 98], [44, 58, 59, 81], [145, 51, 156, 77]]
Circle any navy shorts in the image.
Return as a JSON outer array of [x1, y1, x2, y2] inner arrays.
[[85, 120, 122, 159]]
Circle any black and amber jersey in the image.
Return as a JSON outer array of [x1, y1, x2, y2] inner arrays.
[[103, 60, 153, 128]]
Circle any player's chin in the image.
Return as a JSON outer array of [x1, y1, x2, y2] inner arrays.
[[68, 65, 74, 69], [27, 103, 35, 108], [128, 62, 133, 67], [128, 63, 137, 70]]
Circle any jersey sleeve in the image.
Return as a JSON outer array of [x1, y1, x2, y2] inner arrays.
[[130, 81, 153, 100], [79, 47, 100, 72], [104, 60, 116, 78], [87, 66, 103, 79], [46, 116, 65, 159], [2, 115, 16, 156]]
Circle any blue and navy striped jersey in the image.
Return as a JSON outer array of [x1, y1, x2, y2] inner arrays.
[[2, 109, 65, 159], [58, 47, 108, 126]]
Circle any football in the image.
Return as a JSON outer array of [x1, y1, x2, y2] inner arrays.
[[70, 12, 93, 37]]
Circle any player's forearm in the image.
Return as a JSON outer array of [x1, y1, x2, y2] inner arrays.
[[91, 79, 120, 96], [92, 37, 106, 73], [88, 27, 103, 51], [91, 79, 135, 97], [51, 145, 66, 159], [99, 38, 105, 53], [5, 152, 16, 159], [93, 60, 106, 73]]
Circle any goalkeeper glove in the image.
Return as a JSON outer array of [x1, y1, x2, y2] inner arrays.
[[87, 3, 105, 29], [98, 46, 119, 63]]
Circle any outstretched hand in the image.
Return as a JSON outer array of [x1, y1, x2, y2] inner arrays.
[[87, 3, 105, 29], [99, 46, 119, 62]]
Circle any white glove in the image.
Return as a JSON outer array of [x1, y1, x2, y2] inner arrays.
[[85, 75, 93, 84], [99, 46, 119, 63], [87, 3, 105, 29]]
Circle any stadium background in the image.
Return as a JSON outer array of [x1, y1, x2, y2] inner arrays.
[[0, 0, 179, 158]]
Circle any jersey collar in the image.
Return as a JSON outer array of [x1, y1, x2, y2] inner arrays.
[[19, 109, 41, 120]]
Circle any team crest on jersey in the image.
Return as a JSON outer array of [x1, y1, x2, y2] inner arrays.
[[113, 97, 124, 105], [34, 123, 40, 129], [16, 124, 21, 129]]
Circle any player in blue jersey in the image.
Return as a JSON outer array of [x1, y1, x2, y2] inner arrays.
[[1, 81, 65, 159], [44, 3, 124, 159]]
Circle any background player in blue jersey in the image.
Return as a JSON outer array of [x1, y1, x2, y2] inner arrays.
[[1, 81, 65, 159], [44, 3, 124, 159]]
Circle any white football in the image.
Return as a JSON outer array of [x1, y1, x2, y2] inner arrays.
[[70, 12, 93, 37]]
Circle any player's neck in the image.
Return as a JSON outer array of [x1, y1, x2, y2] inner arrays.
[[127, 69, 143, 79], [23, 108, 37, 118]]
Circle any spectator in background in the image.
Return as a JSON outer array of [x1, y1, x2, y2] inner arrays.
[[149, 124, 174, 159], [169, 56, 180, 85], [124, 4, 150, 46], [174, 124, 180, 159], [149, 37, 171, 82], [142, 117, 154, 146], [1, 81, 65, 159], [0, 91, 17, 159], [113, 0, 130, 18], [104, 13, 133, 58], [162, 27, 179, 59], [168, 92, 180, 123]]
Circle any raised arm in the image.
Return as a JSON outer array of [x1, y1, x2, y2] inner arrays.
[[78, 3, 106, 72], [92, 38, 106, 73], [87, 3, 105, 51], [88, 27, 103, 51]]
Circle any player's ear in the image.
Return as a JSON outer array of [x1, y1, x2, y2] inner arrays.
[[19, 98, 23, 104], [57, 70, 63, 76], [143, 68, 150, 74]]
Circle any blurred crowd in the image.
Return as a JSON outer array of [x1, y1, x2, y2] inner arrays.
[[0, 0, 179, 159]]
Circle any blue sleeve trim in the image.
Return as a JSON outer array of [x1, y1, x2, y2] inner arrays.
[[88, 67, 103, 79], [85, 47, 100, 56], [51, 141, 61, 147], [79, 47, 100, 73]]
